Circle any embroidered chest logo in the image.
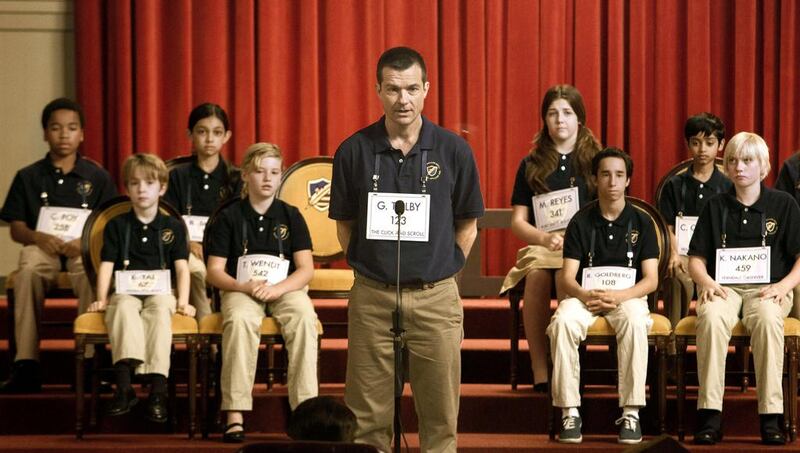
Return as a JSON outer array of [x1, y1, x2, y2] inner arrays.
[[307, 178, 331, 212], [629, 230, 640, 245], [76, 181, 93, 197], [218, 186, 230, 200], [161, 229, 175, 245], [426, 162, 442, 180], [766, 218, 778, 235], [273, 224, 290, 241]]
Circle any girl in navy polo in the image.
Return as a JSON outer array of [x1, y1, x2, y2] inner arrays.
[[501, 85, 601, 391]]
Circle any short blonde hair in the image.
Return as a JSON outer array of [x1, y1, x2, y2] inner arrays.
[[724, 132, 771, 180], [240, 142, 283, 198], [122, 153, 169, 187]]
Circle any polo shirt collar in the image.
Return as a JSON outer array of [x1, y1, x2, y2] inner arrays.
[[591, 200, 633, 227], [126, 209, 166, 229], [686, 164, 726, 186], [190, 155, 227, 179], [723, 183, 769, 213], [241, 197, 280, 220], [372, 115, 435, 156], [43, 152, 93, 179]]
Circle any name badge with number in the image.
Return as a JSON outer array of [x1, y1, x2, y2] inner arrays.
[[582, 266, 637, 291], [183, 215, 209, 242], [115, 270, 172, 295], [532, 187, 580, 233], [715, 246, 770, 284], [36, 206, 91, 241], [366, 192, 430, 242], [236, 254, 290, 286], [675, 216, 698, 256]]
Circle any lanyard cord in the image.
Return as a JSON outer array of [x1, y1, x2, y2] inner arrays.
[[589, 218, 634, 268], [721, 206, 766, 248], [123, 220, 166, 270], [242, 215, 284, 259], [372, 150, 429, 193]]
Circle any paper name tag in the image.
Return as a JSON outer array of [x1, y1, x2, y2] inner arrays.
[[675, 216, 698, 256], [715, 246, 770, 284], [115, 270, 172, 295], [532, 187, 580, 232], [35, 206, 91, 241], [236, 254, 290, 285], [183, 215, 209, 242], [581, 266, 637, 291], [366, 192, 430, 242]]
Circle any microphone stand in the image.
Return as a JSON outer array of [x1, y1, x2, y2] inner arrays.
[[392, 200, 405, 453]]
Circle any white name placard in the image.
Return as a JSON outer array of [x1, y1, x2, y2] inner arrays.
[[532, 187, 580, 233], [115, 270, 172, 295], [366, 192, 430, 242], [581, 266, 637, 291], [183, 215, 209, 242], [35, 206, 91, 241], [236, 254, 290, 286], [675, 215, 699, 256], [715, 246, 770, 284]]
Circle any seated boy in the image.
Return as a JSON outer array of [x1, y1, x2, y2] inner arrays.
[[88, 153, 195, 422], [548, 148, 659, 444], [688, 132, 800, 445], [206, 142, 319, 443], [0, 98, 116, 393], [658, 113, 731, 325]]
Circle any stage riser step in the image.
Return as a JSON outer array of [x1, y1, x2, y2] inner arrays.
[[0, 385, 792, 438]]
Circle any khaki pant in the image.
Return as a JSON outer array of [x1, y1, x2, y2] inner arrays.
[[220, 289, 318, 411], [667, 255, 694, 327], [696, 285, 793, 414], [187, 253, 212, 321], [547, 296, 652, 408], [345, 274, 463, 453], [14, 245, 94, 361], [105, 293, 176, 376]]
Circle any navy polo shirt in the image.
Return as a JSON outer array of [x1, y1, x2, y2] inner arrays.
[[563, 201, 660, 287], [688, 185, 800, 283], [0, 153, 117, 229], [101, 211, 189, 275], [205, 198, 312, 278], [164, 156, 242, 217], [658, 166, 731, 226], [510, 154, 592, 226], [329, 116, 485, 284], [774, 153, 800, 206]]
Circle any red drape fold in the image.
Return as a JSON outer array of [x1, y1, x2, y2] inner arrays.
[[74, 0, 800, 277]]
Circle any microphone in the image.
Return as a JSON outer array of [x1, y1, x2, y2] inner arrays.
[[394, 200, 405, 216]]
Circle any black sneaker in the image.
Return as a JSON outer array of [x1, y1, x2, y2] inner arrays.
[[0, 360, 42, 394], [616, 414, 643, 444], [760, 414, 786, 445], [558, 415, 582, 444]]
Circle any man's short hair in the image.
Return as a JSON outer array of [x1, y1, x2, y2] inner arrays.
[[41, 97, 85, 129], [684, 112, 725, 142], [122, 153, 169, 187], [592, 147, 633, 178], [376, 47, 427, 84], [287, 396, 357, 442]]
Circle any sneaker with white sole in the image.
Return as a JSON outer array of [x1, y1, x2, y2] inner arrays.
[[616, 414, 643, 444], [559, 415, 582, 443]]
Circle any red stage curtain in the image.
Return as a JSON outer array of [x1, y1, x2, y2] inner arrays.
[[74, 0, 800, 277]]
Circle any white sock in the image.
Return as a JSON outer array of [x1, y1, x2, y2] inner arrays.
[[622, 407, 639, 419], [562, 407, 580, 418]]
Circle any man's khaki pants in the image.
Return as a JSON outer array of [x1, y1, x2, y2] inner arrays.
[[345, 274, 463, 453], [14, 245, 94, 361], [187, 253, 211, 321], [547, 296, 652, 409], [105, 293, 177, 376], [696, 285, 793, 414], [220, 289, 318, 411]]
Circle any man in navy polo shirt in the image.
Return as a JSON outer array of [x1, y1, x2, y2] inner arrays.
[[548, 148, 659, 445], [329, 46, 484, 453]]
